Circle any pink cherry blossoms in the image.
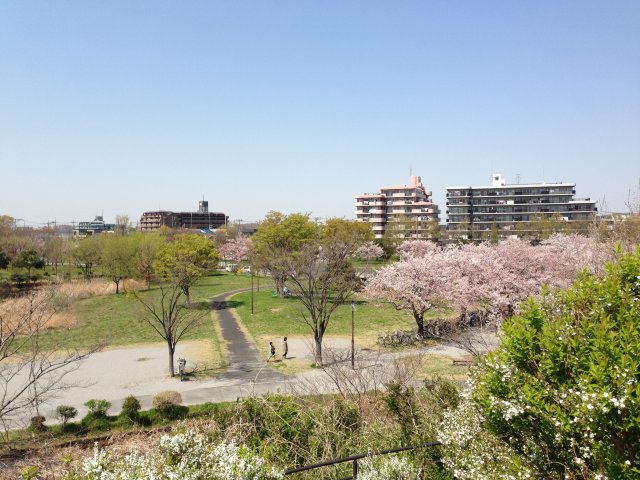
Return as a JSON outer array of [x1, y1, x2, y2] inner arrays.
[[365, 235, 613, 335], [218, 236, 250, 264], [354, 241, 384, 262]]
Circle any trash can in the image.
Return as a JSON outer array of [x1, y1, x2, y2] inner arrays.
[[177, 358, 187, 381]]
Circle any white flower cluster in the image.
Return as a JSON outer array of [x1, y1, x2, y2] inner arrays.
[[80, 431, 284, 480], [437, 391, 534, 480], [357, 454, 419, 480]]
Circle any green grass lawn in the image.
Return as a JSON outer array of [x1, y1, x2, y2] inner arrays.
[[232, 289, 448, 347], [188, 271, 253, 302], [35, 272, 253, 352]]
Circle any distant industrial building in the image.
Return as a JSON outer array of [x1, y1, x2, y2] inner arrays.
[[355, 175, 440, 240], [140, 200, 228, 232], [73, 216, 114, 237], [446, 173, 597, 240]]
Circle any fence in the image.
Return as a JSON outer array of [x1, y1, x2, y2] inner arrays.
[[283, 441, 442, 480]]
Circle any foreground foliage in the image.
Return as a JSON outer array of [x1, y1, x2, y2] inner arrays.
[[11, 377, 458, 479], [439, 248, 640, 479], [77, 431, 284, 479]]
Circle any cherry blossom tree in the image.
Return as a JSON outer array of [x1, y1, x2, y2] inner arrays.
[[396, 240, 437, 260], [541, 232, 613, 278], [368, 235, 615, 340], [354, 241, 384, 265], [455, 235, 613, 321], [365, 247, 462, 336], [218, 236, 250, 273]]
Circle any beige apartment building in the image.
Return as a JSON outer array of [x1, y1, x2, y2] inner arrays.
[[355, 175, 440, 240]]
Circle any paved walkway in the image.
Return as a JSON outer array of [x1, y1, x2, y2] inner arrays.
[[210, 289, 287, 383]]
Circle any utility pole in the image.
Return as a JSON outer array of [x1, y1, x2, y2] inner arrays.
[[351, 301, 356, 369]]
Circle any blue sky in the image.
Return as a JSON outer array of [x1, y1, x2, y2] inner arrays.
[[1, 1, 639, 226]]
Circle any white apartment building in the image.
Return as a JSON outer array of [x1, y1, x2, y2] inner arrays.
[[446, 173, 597, 240], [355, 176, 440, 240]]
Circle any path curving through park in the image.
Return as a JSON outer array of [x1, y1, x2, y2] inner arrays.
[[209, 289, 287, 383]]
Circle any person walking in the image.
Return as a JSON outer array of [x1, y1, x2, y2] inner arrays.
[[282, 337, 289, 359], [268, 341, 276, 362]]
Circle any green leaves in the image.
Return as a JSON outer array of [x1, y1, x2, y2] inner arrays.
[[153, 234, 218, 303], [467, 247, 640, 478]]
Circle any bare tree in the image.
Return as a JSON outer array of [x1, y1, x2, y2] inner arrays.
[[626, 178, 640, 215], [114, 215, 130, 236], [133, 282, 208, 376], [0, 288, 101, 429], [285, 245, 359, 365]]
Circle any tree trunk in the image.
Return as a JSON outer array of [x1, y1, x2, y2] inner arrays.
[[168, 344, 175, 377], [184, 286, 191, 305], [459, 305, 467, 325], [274, 276, 285, 295], [414, 312, 424, 337], [314, 335, 323, 366], [115, 279, 120, 294]]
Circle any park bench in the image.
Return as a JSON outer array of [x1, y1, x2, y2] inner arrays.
[[452, 359, 473, 366]]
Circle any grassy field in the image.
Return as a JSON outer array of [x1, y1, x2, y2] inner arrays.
[[35, 272, 253, 352], [27, 271, 462, 378], [232, 288, 449, 347]]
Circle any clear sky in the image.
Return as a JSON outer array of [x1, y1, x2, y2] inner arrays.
[[1, 1, 639, 226]]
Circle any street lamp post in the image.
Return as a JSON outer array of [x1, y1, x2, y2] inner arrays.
[[351, 301, 356, 369], [251, 270, 254, 314]]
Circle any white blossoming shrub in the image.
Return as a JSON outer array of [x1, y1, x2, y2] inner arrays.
[[438, 387, 534, 480], [438, 248, 640, 479], [357, 454, 419, 480], [80, 430, 284, 480]]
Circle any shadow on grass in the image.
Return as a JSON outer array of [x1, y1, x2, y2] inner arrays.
[[211, 299, 245, 310]]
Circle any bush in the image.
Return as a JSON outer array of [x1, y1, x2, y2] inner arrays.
[[80, 415, 112, 432], [84, 399, 111, 417], [29, 415, 46, 432], [152, 391, 183, 418], [439, 248, 640, 479], [56, 405, 78, 426], [121, 395, 141, 422]]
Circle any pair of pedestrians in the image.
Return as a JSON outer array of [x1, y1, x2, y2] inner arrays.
[[268, 337, 289, 362]]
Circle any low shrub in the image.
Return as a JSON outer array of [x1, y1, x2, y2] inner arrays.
[[56, 405, 78, 426], [84, 399, 111, 417], [29, 415, 46, 432], [152, 391, 183, 419], [152, 391, 182, 410], [80, 414, 112, 432], [121, 395, 141, 422]]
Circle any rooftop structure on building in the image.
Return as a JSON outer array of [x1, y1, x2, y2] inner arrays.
[[140, 200, 228, 232], [73, 215, 115, 237], [355, 175, 440, 240], [446, 173, 597, 240]]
